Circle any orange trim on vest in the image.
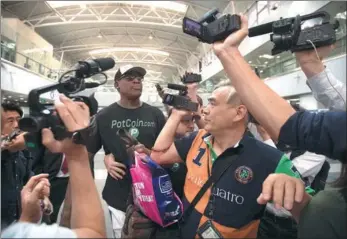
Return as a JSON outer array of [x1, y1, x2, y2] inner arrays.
[[184, 130, 212, 214], [196, 216, 259, 238], [184, 130, 259, 238]]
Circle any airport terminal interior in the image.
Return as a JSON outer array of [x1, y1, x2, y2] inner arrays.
[[1, 1, 346, 238]]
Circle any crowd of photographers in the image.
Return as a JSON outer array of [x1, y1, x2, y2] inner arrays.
[[1, 14, 346, 239]]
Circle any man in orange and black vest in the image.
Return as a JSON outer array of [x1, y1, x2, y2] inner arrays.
[[150, 85, 314, 238]]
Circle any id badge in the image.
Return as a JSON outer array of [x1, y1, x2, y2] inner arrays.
[[197, 220, 223, 239]]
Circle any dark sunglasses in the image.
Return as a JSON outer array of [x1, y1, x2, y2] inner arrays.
[[120, 74, 144, 82]]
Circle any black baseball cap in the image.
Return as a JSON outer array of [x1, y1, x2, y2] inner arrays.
[[114, 64, 146, 81]]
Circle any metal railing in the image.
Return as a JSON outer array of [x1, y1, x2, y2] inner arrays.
[[1, 43, 59, 81]]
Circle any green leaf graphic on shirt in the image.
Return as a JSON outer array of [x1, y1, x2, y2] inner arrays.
[[274, 155, 315, 195]]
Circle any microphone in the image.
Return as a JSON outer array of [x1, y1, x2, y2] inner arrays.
[[76, 57, 115, 78], [85, 82, 100, 88], [198, 7, 219, 23], [167, 83, 188, 92], [248, 21, 274, 37]]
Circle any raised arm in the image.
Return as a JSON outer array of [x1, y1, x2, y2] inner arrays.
[[150, 109, 194, 165], [296, 45, 346, 111], [212, 15, 296, 141], [43, 95, 105, 238]]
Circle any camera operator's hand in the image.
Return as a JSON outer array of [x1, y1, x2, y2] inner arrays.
[[186, 83, 199, 102], [104, 154, 127, 180], [19, 174, 51, 223], [213, 14, 249, 57], [1, 135, 9, 151], [295, 44, 334, 78], [296, 44, 334, 65], [5, 132, 27, 153], [42, 95, 90, 156], [171, 108, 192, 119]]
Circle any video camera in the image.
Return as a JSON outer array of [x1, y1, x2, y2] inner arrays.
[[248, 11, 340, 55], [162, 83, 199, 112], [19, 57, 115, 148], [182, 8, 241, 44], [181, 72, 202, 84]]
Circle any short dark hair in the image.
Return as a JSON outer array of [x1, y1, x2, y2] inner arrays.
[[196, 95, 203, 107], [1, 102, 23, 117]]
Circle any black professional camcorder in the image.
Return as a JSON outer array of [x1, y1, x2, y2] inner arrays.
[[19, 57, 115, 149], [162, 83, 199, 112], [182, 8, 241, 44], [248, 11, 340, 55]]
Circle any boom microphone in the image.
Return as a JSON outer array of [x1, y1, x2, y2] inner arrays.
[[76, 57, 115, 78], [248, 21, 274, 37], [167, 83, 188, 92], [85, 82, 100, 88]]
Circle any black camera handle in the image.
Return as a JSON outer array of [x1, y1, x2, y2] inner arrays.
[[249, 11, 334, 37]]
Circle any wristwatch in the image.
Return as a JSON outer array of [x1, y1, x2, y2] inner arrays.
[[71, 116, 97, 146]]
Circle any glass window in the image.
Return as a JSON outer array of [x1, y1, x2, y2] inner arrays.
[[257, 1, 268, 12], [248, 8, 257, 27], [258, 8, 269, 24]]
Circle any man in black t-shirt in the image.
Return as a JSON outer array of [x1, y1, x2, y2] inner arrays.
[[87, 65, 166, 237]]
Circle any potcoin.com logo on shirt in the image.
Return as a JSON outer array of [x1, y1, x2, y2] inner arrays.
[[111, 119, 155, 129]]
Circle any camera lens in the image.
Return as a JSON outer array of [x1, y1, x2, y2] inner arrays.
[[271, 34, 283, 45], [19, 117, 45, 133]]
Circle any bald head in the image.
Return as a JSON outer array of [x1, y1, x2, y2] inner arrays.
[[213, 85, 242, 106], [205, 84, 248, 133]]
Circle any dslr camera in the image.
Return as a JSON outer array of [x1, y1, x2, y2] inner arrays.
[[248, 11, 340, 55], [182, 8, 241, 44], [19, 58, 115, 149], [161, 83, 199, 112]]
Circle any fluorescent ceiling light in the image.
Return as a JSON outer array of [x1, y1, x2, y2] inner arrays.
[[264, 61, 268, 64], [107, 69, 161, 74], [276, 56, 280, 59], [259, 54, 275, 59], [248, 61, 252, 63], [89, 47, 170, 56], [47, 1, 187, 13]]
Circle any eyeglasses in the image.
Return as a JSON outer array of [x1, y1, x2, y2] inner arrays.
[[121, 75, 144, 82]]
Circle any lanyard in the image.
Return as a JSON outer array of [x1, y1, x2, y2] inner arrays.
[[205, 138, 217, 165]]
